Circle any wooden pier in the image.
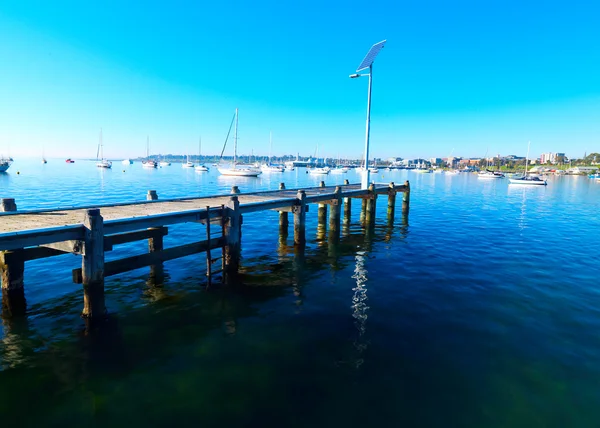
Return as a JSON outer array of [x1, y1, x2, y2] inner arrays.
[[0, 181, 409, 323]]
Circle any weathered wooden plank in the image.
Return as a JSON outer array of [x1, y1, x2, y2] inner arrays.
[[73, 236, 225, 283], [0, 225, 85, 252], [105, 226, 168, 247], [239, 198, 298, 214], [103, 209, 210, 234], [41, 240, 84, 254]]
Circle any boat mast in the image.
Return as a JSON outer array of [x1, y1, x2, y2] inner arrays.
[[233, 108, 238, 168], [525, 141, 530, 177], [146, 136, 149, 159], [269, 131, 272, 165]]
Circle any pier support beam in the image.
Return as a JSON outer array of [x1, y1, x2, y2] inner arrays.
[[293, 190, 307, 246], [365, 183, 377, 226], [231, 186, 240, 195], [360, 199, 367, 224], [343, 195, 352, 231], [328, 186, 342, 241], [402, 180, 410, 216], [1, 198, 17, 212], [278, 183, 289, 238], [146, 190, 158, 201], [1, 250, 26, 318], [148, 227, 165, 284], [81, 208, 106, 321], [224, 196, 241, 274], [387, 182, 396, 225]]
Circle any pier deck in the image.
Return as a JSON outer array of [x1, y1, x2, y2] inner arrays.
[[0, 181, 409, 322]]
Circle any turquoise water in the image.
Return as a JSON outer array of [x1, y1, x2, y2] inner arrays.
[[2, 160, 600, 427]]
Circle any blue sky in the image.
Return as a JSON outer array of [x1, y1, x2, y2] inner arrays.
[[1, 0, 599, 160]]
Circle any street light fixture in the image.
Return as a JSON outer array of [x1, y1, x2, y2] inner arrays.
[[350, 40, 386, 189]]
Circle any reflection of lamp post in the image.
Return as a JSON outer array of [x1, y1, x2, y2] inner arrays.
[[350, 40, 386, 189]]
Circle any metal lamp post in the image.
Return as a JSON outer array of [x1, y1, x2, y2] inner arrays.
[[350, 40, 386, 189]]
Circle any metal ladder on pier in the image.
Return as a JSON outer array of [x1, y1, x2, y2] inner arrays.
[[205, 205, 225, 287]]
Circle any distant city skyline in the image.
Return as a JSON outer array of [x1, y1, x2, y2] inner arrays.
[[1, 1, 599, 161]]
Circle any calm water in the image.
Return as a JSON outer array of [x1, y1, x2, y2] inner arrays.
[[2, 159, 600, 427]]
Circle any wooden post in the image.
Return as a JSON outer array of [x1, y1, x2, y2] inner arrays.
[[1, 250, 26, 318], [1, 198, 17, 212], [329, 186, 342, 241], [146, 190, 158, 201], [279, 183, 286, 190], [344, 179, 350, 185], [402, 180, 410, 216], [293, 190, 307, 246], [317, 203, 328, 228], [279, 211, 289, 237], [365, 183, 377, 226], [360, 198, 367, 224], [148, 227, 164, 284], [319, 181, 325, 188], [81, 208, 106, 321], [343, 195, 352, 229], [224, 196, 241, 274], [387, 182, 396, 224], [231, 186, 240, 195]]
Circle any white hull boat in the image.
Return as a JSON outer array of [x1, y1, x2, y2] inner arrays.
[[261, 164, 284, 173], [159, 161, 171, 167], [122, 159, 133, 165], [0, 157, 13, 172], [96, 129, 112, 169], [142, 160, 157, 168], [218, 109, 262, 177], [509, 141, 547, 186], [308, 167, 330, 175], [478, 171, 504, 179], [195, 164, 209, 172]]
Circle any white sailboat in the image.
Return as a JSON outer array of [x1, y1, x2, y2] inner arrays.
[[0, 157, 12, 172], [122, 159, 133, 165], [142, 136, 158, 168], [182, 154, 194, 168], [195, 137, 209, 172], [261, 131, 284, 173], [96, 129, 112, 168], [218, 109, 262, 177], [509, 142, 547, 186]]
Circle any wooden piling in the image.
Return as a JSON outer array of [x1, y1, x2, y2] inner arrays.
[[317, 203, 328, 227], [148, 227, 164, 284], [278, 183, 288, 237], [1, 198, 17, 212], [146, 190, 158, 201], [360, 198, 367, 224], [1, 250, 26, 318], [387, 182, 396, 223], [231, 186, 240, 195], [343, 195, 352, 228], [402, 180, 410, 216], [224, 196, 241, 273], [344, 179, 350, 185], [293, 190, 307, 246], [329, 186, 342, 240], [365, 183, 377, 226], [81, 208, 106, 321]]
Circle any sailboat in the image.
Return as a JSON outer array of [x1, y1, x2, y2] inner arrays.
[[182, 154, 194, 168], [261, 132, 284, 173], [509, 142, 547, 185], [218, 109, 262, 177], [142, 136, 158, 168], [0, 157, 12, 172], [307, 144, 330, 175], [478, 151, 504, 179], [96, 129, 112, 168], [195, 137, 209, 172]]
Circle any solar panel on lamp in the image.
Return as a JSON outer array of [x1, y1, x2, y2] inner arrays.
[[356, 40, 387, 72]]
